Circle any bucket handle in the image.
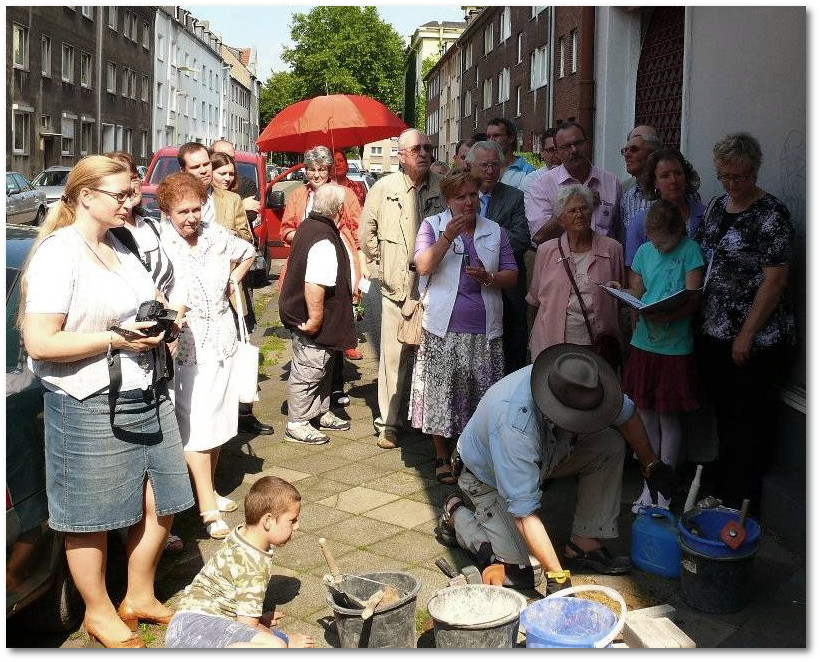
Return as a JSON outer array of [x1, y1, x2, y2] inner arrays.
[[546, 584, 627, 648], [638, 506, 677, 526]]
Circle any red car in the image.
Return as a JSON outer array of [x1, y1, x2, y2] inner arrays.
[[142, 147, 298, 269]]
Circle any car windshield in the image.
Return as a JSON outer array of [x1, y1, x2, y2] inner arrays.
[[32, 170, 69, 187], [147, 157, 182, 185], [7, 267, 19, 297], [236, 162, 258, 191], [140, 194, 161, 220]]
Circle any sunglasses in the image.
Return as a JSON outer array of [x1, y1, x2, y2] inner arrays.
[[402, 144, 433, 155], [620, 145, 643, 156]]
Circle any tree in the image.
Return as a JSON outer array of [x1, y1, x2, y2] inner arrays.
[[281, 7, 406, 114], [259, 70, 301, 128], [415, 54, 439, 131]]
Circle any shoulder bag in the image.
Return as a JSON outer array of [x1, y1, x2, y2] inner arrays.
[[397, 277, 430, 347], [231, 277, 260, 403]]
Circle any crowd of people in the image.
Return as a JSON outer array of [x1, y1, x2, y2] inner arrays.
[[17, 117, 795, 645]]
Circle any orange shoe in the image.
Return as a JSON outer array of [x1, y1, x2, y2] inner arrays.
[[344, 348, 363, 360], [83, 618, 146, 648], [117, 601, 175, 632]]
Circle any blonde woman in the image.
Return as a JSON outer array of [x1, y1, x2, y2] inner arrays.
[[21, 155, 194, 647]]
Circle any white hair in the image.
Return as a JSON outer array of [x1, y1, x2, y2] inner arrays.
[[312, 183, 345, 217]]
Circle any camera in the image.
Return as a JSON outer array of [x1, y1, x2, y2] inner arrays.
[[135, 300, 179, 342]]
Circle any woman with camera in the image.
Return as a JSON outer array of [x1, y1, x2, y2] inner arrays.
[[21, 155, 194, 647], [157, 172, 256, 539]]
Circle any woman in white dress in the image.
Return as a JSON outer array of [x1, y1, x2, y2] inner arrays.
[[157, 171, 256, 539]]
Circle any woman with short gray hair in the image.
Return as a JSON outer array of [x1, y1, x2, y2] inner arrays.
[[693, 131, 795, 513]]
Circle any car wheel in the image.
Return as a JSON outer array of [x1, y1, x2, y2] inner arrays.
[[33, 206, 46, 226], [18, 554, 84, 634]]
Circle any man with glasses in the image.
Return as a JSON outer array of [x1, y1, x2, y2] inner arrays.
[[466, 141, 531, 373], [618, 126, 663, 239], [486, 117, 534, 190], [524, 121, 621, 244], [522, 128, 562, 194], [360, 129, 445, 449]]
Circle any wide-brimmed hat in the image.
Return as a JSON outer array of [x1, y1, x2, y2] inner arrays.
[[530, 344, 623, 434]]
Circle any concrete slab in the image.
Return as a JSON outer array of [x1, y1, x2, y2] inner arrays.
[[318, 486, 399, 515], [368, 529, 452, 565], [364, 498, 439, 529], [326, 440, 385, 462], [289, 475, 357, 503], [298, 502, 356, 531], [246, 466, 311, 485], [317, 462, 395, 487], [274, 531, 353, 573], [314, 515, 403, 547], [274, 452, 351, 476], [363, 470, 435, 497]]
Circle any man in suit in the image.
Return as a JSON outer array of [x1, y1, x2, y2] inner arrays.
[[177, 142, 272, 436], [360, 128, 446, 448], [466, 141, 531, 373]]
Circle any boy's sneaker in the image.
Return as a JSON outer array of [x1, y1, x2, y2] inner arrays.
[[285, 422, 329, 445], [317, 411, 351, 431]]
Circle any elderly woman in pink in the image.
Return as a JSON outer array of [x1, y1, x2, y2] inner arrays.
[[527, 184, 624, 366]]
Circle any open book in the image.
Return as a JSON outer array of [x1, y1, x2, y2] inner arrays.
[[598, 284, 702, 314]]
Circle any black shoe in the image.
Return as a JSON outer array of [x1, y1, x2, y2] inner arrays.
[[238, 414, 274, 435]]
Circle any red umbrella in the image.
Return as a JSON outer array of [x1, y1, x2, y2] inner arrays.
[[256, 94, 407, 153]]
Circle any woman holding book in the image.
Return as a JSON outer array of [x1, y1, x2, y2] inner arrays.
[[527, 184, 624, 364]]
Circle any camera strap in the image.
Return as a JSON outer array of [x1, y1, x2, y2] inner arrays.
[[107, 346, 123, 429]]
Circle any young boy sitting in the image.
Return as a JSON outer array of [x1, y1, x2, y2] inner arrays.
[[165, 476, 315, 648]]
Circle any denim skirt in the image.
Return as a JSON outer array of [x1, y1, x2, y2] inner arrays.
[[44, 383, 195, 533]]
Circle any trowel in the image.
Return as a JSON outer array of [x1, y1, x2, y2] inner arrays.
[[719, 498, 750, 550]]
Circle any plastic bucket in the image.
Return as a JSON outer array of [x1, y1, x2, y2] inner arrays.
[[427, 584, 527, 648], [679, 537, 758, 613], [677, 507, 760, 558], [631, 506, 681, 578], [326, 571, 420, 648], [520, 585, 626, 648]]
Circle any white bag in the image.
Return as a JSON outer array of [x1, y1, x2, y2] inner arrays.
[[232, 278, 260, 404]]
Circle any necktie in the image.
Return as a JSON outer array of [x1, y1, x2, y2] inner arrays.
[[201, 190, 215, 227], [480, 192, 491, 218]]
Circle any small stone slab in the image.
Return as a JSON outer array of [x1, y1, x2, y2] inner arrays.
[[364, 498, 439, 529], [319, 486, 399, 514]]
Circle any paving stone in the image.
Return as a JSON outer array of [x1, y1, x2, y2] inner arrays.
[[368, 529, 449, 564], [332, 548, 413, 573], [275, 615, 336, 648], [363, 470, 434, 497], [267, 570, 335, 623], [364, 499, 439, 529], [318, 486, 399, 514], [363, 448, 432, 472], [316, 461, 394, 487], [329, 418, 381, 442], [274, 452, 351, 475], [326, 440, 385, 462], [313, 515, 403, 548], [289, 475, 355, 503], [242, 465, 311, 486], [402, 458, 437, 481], [407, 481, 458, 507], [274, 531, 353, 573], [298, 502, 356, 531]]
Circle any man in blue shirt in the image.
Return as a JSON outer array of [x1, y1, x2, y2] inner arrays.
[[487, 117, 535, 190], [438, 345, 676, 588]]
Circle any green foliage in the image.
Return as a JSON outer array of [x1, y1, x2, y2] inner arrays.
[[259, 71, 301, 128], [276, 7, 406, 115], [415, 54, 440, 131], [517, 152, 543, 169]]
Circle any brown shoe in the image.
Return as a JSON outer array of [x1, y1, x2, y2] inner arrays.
[[377, 429, 398, 449], [84, 618, 146, 648], [117, 601, 175, 632]]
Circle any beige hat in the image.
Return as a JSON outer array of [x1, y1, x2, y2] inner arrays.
[[530, 344, 623, 434]]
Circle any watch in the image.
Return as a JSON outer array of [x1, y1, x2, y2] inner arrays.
[[641, 459, 661, 478]]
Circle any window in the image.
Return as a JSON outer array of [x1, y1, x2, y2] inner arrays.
[[156, 81, 163, 108], [531, 46, 548, 89], [571, 30, 579, 74], [500, 7, 511, 42], [462, 43, 472, 71], [108, 6, 117, 29], [12, 110, 31, 154], [464, 89, 472, 117], [142, 22, 150, 48], [41, 35, 52, 76], [517, 33, 524, 64], [124, 128, 133, 153], [106, 62, 116, 93], [157, 34, 164, 61], [40, 115, 52, 132], [532, 7, 547, 18], [497, 68, 510, 103], [483, 78, 492, 109], [80, 120, 94, 155], [129, 70, 138, 99], [13, 24, 29, 70], [515, 86, 521, 117], [125, 12, 138, 41], [62, 43, 74, 82], [141, 131, 148, 158], [474, 105, 478, 130], [371, 146, 382, 156], [558, 37, 566, 78], [141, 75, 149, 101], [81, 6, 93, 19], [475, 64, 479, 87], [201, 101, 206, 123], [484, 24, 493, 55], [80, 52, 92, 88], [61, 117, 76, 155], [390, 145, 398, 156], [202, 65, 207, 85]]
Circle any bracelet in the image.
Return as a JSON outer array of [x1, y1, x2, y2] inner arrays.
[[442, 232, 453, 243], [641, 459, 662, 478]]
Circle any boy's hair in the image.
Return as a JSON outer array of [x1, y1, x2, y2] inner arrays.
[[244, 476, 301, 525], [645, 199, 686, 237]]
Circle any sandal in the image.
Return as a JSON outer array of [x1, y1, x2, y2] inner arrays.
[[214, 492, 238, 513], [563, 540, 632, 575], [435, 458, 457, 485], [164, 533, 184, 555], [200, 510, 230, 540], [436, 493, 463, 547]]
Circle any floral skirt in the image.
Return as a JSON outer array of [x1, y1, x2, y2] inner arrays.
[[409, 329, 505, 438], [623, 346, 700, 413]]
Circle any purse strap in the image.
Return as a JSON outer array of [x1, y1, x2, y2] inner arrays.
[[558, 241, 595, 343], [232, 277, 250, 343]]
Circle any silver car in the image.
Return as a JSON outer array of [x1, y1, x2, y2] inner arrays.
[[31, 166, 72, 210], [6, 172, 48, 225]]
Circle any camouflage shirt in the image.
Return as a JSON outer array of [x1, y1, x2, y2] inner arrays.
[[178, 526, 274, 619]]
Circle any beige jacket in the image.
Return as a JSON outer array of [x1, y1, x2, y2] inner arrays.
[[359, 170, 444, 303], [213, 187, 253, 243]]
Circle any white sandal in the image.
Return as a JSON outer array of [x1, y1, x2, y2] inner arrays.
[[214, 492, 238, 513], [200, 510, 230, 539]]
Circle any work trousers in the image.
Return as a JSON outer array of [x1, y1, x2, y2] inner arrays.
[[287, 333, 333, 424], [375, 296, 414, 433]]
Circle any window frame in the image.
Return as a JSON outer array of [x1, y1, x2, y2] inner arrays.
[[571, 30, 579, 74], [483, 78, 492, 109], [142, 21, 150, 49], [61, 116, 76, 156], [517, 33, 523, 64], [61, 43, 75, 83], [484, 24, 493, 56], [12, 110, 31, 155], [80, 120, 94, 155], [81, 6, 94, 20], [80, 51, 92, 88], [501, 7, 511, 42], [106, 61, 116, 94], [558, 37, 566, 79], [41, 35, 52, 77], [108, 6, 117, 30], [13, 23, 29, 71], [515, 85, 521, 117]]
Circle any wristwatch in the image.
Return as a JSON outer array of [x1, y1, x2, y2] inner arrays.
[[641, 459, 662, 478]]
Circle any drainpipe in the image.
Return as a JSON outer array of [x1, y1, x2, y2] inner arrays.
[[548, 8, 555, 129], [578, 6, 596, 156], [96, 13, 103, 149]]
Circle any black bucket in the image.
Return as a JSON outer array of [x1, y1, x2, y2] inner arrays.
[[325, 571, 420, 648], [679, 536, 758, 613]]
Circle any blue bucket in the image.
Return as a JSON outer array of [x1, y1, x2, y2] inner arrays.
[[677, 507, 760, 558], [521, 585, 626, 648]]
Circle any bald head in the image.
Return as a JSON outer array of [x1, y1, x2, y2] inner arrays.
[[623, 125, 663, 177], [211, 140, 235, 158], [628, 125, 658, 142]]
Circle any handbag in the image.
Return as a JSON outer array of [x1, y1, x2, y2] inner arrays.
[[558, 242, 622, 370], [232, 278, 260, 403], [397, 275, 431, 347]]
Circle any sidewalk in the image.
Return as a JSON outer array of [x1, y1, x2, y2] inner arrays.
[[35, 272, 806, 649]]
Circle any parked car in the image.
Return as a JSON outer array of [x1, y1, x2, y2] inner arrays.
[[138, 186, 162, 222], [30, 166, 72, 210], [348, 170, 376, 194], [6, 173, 48, 226], [6, 224, 84, 633], [136, 165, 148, 181], [266, 164, 279, 181]]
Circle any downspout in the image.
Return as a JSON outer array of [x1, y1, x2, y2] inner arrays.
[[547, 8, 555, 128], [96, 12, 103, 148], [579, 6, 596, 156]]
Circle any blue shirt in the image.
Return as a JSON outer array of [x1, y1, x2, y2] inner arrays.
[[500, 156, 535, 190], [631, 236, 705, 355], [625, 197, 704, 267], [457, 366, 635, 518]]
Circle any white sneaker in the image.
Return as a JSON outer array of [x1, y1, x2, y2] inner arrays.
[[285, 422, 329, 445]]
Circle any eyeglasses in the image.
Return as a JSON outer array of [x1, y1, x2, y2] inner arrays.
[[486, 132, 508, 139], [543, 146, 557, 154], [474, 161, 500, 170], [401, 144, 433, 155], [716, 173, 754, 184], [451, 240, 470, 267], [90, 188, 133, 204], [557, 139, 587, 152], [564, 205, 592, 216], [620, 145, 643, 156]]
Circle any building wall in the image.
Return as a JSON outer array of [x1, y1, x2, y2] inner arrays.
[[551, 7, 584, 127], [361, 137, 399, 174]]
